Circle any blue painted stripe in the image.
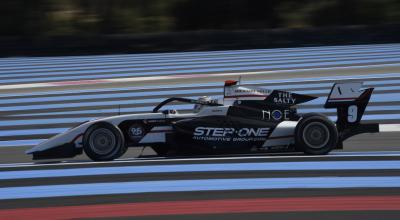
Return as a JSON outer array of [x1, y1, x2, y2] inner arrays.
[[1, 58, 400, 84], [14, 104, 398, 117], [14, 104, 193, 117], [0, 44, 398, 144], [1, 161, 400, 180], [0, 72, 398, 99], [0, 118, 92, 127], [0, 128, 68, 137], [0, 96, 199, 112], [2, 52, 400, 77], [0, 88, 220, 105], [0, 139, 45, 147], [3, 44, 397, 63], [307, 93, 400, 105], [0, 176, 400, 200], [2, 82, 399, 106], [2, 51, 400, 75], [1, 44, 397, 65], [298, 105, 400, 113], [363, 113, 400, 120], [0, 98, 168, 112], [331, 151, 400, 156], [1, 43, 397, 65], [0, 113, 394, 135], [1, 91, 398, 113], [0, 110, 400, 139]]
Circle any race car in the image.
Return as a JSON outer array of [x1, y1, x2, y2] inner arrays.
[[27, 80, 379, 161]]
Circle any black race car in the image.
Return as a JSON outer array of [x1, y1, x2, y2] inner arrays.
[[27, 80, 379, 161]]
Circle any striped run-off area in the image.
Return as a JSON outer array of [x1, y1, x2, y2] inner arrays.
[[1, 152, 400, 219], [1, 43, 400, 148], [0, 44, 400, 219]]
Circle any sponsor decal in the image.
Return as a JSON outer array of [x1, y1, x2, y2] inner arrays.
[[262, 109, 290, 121], [234, 88, 271, 94], [273, 92, 296, 104], [193, 127, 270, 142], [225, 86, 272, 97]]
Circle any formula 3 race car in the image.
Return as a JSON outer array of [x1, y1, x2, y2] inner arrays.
[[27, 80, 379, 161]]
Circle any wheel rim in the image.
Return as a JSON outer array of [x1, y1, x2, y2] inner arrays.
[[89, 128, 117, 155], [302, 122, 330, 149]]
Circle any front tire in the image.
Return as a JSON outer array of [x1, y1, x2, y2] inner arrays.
[[295, 114, 338, 155], [83, 122, 126, 161]]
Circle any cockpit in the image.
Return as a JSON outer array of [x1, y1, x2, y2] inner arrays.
[[152, 97, 222, 114]]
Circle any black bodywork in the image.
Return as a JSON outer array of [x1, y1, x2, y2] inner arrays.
[[30, 84, 379, 160]]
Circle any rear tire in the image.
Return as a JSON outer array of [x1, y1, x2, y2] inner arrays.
[[295, 114, 338, 155], [83, 122, 126, 161]]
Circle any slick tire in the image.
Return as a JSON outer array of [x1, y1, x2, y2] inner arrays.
[[83, 122, 126, 161], [295, 114, 338, 155]]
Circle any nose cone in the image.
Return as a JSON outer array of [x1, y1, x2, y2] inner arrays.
[[26, 139, 53, 154], [26, 132, 68, 155], [25, 127, 85, 160], [26, 134, 83, 160], [29, 142, 82, 160]]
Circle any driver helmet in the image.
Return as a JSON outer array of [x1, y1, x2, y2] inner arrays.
[[194, 96, 212, 113]]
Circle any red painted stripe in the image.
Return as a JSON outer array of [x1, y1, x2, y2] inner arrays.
[[1, 196, 400, 220]]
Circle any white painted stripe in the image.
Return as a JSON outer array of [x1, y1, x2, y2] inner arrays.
[[380, 124, 400, 132]]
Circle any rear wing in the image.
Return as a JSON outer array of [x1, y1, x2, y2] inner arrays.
[[324, 82, 373, 126], [324, 82, 378, 144], [325, 82, 371, 107]]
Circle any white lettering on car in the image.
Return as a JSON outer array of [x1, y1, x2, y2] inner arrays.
[[194, 127, 205, 136], [262, 109, 290, 120], [194, 127, 270, 137]]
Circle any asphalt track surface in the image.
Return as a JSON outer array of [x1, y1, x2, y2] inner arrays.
[[0, 44, 400, 219]]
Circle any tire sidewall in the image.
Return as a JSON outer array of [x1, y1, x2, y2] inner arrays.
[[83, 122, 125, 161], [295, 114, 338, 155]]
